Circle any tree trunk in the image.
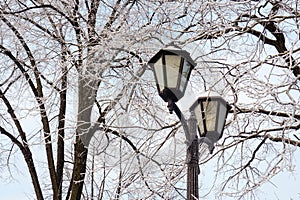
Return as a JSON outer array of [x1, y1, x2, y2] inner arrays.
[[68, 138, 88, 200]]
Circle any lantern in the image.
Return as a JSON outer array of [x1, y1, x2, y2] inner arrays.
[[190, 93, 231, 145], [148, 48, 196, 102]]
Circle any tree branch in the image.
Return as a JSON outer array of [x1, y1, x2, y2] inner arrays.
[[234, 108, 300, 120], [0, 126, 44, 200], [1, 15, 58, 197]]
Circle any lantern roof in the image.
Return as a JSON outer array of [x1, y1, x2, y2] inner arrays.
[[197, 91, 223, 98], [192, 91, 230, 106], [148, 47, 196, 68]]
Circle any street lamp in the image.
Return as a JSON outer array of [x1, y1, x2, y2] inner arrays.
[[149, 48, 231, 200], [190, 94, 231, 152], [148, 48, 196, 106]]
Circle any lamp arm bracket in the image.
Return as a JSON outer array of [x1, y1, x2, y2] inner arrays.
[[199, 137, 215, 154], [170, 101, 192, 144]]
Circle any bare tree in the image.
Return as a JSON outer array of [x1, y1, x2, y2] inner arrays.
[[0, 0, 299, 199]]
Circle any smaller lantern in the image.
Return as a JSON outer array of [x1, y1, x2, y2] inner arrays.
[[190, 93, 231, 145], [148, 47, 196, 103]]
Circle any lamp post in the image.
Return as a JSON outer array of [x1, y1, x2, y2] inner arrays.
[[149, 48, 231, 200]]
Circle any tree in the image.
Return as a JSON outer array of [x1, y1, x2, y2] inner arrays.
[[0, 0, 299, 199]]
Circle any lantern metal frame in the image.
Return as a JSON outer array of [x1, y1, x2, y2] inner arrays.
[[148, 48, 196, 103], [189, 96, 231, 146]]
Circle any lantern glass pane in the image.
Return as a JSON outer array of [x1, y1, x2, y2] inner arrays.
[[153, 57, 164, 92], [179, 60, 191, 91], [203, 101, 218, 132], [217, 102, 227, 133], [194, 104, 204, 135], [165, 55, 181, 88]]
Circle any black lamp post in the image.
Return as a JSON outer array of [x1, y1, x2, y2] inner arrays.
[[149, 48, 231, 200]]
